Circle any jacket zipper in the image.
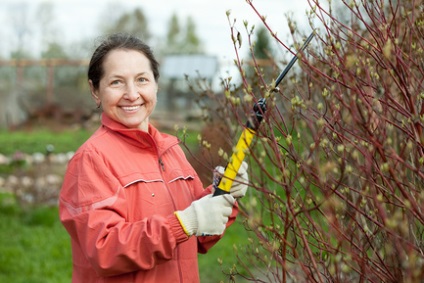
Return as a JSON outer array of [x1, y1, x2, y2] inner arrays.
[[157, 143, 184, 282], [159, 158, 165, 171]]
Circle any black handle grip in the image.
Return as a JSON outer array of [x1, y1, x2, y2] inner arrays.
[[212, 184, 229, 196]]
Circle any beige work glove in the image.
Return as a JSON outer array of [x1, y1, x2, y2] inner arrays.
[[213, 161, 249, 198], [175, 194, 235, 236]]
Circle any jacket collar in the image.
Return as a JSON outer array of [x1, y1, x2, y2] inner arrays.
[[100, 114, 179, 154]]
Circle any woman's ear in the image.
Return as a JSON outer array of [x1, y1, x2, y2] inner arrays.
[[89, 80, 101, 105]]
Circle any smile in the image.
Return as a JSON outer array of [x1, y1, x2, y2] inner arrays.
[[121, 105, 141, 112]]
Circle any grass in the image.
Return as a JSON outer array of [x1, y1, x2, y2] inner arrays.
[[0, 128, 93, 155], [0, 126, 252, 282], [199, 213, 251, 282], [0, 193, 72, 283], [0, 126, 199, 156]]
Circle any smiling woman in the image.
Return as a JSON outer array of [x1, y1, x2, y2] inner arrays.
[[58, 33, 249, 283], [86, 34, 160, 132], [91, 52, 156, 131]]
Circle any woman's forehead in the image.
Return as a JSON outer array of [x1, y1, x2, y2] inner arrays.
[[103, 49, 150, 70]]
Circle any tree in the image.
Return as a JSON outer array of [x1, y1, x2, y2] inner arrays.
[[165, 13, 181, 51], [252, 25, 273, 60], [41, 43, 68, 59], [160, 13, 204, 55], [103, 8, 150, 41], [36, 2, 58, 56], [184, 16, 203, 54], [8, 2, 32, 58], [245, 25, 276, 88]]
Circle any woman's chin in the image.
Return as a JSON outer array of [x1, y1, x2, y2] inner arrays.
[[122, 119, 148, 131]]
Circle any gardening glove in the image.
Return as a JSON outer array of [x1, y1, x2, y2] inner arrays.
[[175, 194, 235, 236], [214, 161, 249, 198]]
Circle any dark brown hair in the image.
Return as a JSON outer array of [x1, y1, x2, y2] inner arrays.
[[88, 33, 160, 89]]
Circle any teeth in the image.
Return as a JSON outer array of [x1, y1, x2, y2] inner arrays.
[[122, 106, 140, 111]]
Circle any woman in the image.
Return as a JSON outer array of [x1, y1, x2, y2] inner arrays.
[[59, 33, 248, 283]]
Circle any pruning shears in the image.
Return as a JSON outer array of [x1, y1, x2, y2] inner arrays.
[[213, 32, 315, 196]]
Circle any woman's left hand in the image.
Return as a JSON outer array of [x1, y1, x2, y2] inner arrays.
[[213, 161, 249, 198]]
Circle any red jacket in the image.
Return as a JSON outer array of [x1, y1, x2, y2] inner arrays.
[[59, 114, 238, 282]]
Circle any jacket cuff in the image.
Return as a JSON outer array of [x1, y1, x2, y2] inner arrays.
[[167, 214, 190, 243], [203, 185, 213, 196]]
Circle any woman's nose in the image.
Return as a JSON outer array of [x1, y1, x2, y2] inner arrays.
[[123, 83, 140, 100]]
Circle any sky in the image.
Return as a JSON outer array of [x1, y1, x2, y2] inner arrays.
[[0, 0, 314, 84], [0, 0, 312, 59]]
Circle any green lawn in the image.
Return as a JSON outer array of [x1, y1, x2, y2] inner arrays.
[[0, 193, 72, 283], [0, 129, 93, 156], [199, 216, 251, 282]]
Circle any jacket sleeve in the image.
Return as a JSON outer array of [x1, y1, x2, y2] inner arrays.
[[59, 149, 189, 277]]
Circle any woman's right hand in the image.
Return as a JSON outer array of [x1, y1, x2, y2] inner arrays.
[[175, 194, 235, 236]]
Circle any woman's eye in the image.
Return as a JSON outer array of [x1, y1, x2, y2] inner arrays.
[[137, 77, 147, 83], [111, 80, 121, 85]]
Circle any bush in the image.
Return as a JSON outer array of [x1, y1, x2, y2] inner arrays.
[[191, 1, 424, 282]]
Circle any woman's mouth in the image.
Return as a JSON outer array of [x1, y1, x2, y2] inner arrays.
[[121, 105, 141, 112]]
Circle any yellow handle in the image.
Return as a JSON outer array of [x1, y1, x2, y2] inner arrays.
[[218, 128, 256, 193], [213, 98, 266, 197]]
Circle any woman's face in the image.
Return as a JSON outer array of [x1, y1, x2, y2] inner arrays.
[[89, 49, 158, 132]]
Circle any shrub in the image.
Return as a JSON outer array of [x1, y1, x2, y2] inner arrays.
[[190, 0, 424, 282]]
